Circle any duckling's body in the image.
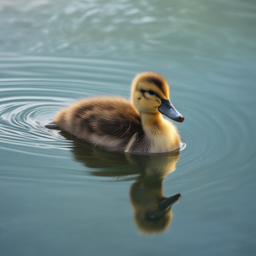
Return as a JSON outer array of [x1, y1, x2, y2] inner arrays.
[[47, 72, 184, 154]]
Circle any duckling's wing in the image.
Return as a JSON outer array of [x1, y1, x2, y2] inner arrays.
[[55, 97, 144, 152]]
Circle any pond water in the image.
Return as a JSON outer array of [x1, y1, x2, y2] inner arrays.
[[0, 0, 256, 255]]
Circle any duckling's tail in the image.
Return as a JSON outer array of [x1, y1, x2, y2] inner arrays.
[[45, 123, 60, 130]]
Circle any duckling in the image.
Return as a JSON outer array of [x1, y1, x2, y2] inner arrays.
[[45, 72, 184, 154]]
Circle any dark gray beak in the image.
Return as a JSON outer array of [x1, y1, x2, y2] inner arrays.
[[159, 193, 181, 211], [158, 99, 184, 122]]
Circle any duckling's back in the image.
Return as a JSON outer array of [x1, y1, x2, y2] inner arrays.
[[53, 96, 145, 152]]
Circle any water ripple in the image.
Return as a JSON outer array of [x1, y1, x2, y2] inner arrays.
[[0, 54, 252, 170], [0, 93, 70, 153]]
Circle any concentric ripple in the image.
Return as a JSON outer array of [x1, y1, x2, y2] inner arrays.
[[0, 54, 254, 173], [0, 89, 73, 157]]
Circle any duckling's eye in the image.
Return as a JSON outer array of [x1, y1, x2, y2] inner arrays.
[[148, 90, 155, 95]]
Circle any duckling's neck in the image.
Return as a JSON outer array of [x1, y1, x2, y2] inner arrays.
[[140, 112, 180, 153], [140, 112, 163, 132]]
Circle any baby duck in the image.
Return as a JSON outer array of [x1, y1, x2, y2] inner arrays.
[[45, 72, 184, 154]]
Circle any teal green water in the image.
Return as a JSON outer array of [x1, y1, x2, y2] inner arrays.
[[1, 0, 256, 255]]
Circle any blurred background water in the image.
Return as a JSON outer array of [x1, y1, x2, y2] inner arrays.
[[0, 0, 256, 255]]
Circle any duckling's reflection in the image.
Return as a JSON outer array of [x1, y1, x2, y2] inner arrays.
[[61, 132, 181, 235]]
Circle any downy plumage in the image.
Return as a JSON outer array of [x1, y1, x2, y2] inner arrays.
[[45, 72, 184, 154]]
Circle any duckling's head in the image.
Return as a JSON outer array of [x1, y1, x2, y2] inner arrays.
[[131, 72, 184, 122]]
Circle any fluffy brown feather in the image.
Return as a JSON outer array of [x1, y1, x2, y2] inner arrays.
[[53, 97, 148, 153]]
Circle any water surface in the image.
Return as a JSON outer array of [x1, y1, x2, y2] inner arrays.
[[0, 0, 256, 255]]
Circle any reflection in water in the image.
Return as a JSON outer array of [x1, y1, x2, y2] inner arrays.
[[61, 132, 181, 235]]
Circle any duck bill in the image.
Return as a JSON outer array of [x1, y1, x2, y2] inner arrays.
[[158, 99, 184, 122], [159, 193, 181, 211]]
